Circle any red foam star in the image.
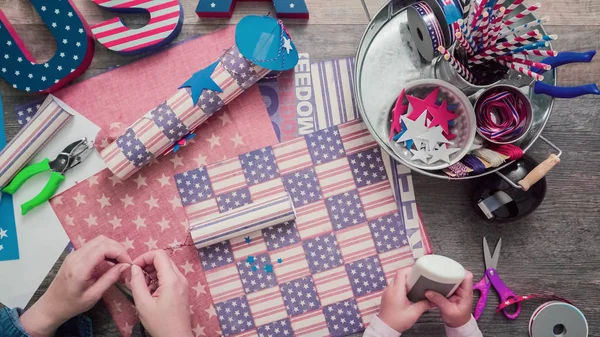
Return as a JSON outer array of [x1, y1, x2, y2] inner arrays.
[[389, 89, 407, 140], [406, 87, 440, 120], [428, 100, 457, 134]]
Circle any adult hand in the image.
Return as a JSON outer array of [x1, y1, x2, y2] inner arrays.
[[20, 235, 132, 337], [378, 268, 432, 333], [130, 250, 194, 337], [426, 271, 474, 328]]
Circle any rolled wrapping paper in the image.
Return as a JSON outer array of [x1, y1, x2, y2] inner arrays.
[[190, 194, 296, 249], [0, 95, 73, 188], [100, 16, 298, 180]]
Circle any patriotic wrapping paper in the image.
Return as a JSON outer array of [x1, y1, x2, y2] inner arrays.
[[191, 194, 296, 248], [101, 47, 270, 180], [175, 120, 419, 336], [0, 95, 73, 188], [50, 85, 277, 337]]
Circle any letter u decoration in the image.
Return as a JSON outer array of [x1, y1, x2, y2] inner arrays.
[[0, 0, 95, 93]]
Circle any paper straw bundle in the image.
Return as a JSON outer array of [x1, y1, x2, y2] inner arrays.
[[452, 0, 558, 84]]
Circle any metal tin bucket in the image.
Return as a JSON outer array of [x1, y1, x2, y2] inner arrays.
[[355, 0, 561, 185]]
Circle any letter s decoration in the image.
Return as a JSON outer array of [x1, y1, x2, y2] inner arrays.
[[0, 0, 95, 93], [90, 0, 184, 55]]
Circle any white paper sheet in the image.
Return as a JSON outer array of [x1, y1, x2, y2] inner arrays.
[[0, 98, 103, 308]]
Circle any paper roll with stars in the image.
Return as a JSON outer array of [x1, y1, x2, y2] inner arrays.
[[100, 16, 299, 180]]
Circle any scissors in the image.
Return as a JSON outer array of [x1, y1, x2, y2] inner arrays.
[[473, 237, 521, 320], [2, 138, 93, 215], [513, 50, 600, 98]]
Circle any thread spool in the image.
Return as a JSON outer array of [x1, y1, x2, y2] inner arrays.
[[408, 2, 446, 61], [407, 255, 466, 302], [530, 302, 588, 337]]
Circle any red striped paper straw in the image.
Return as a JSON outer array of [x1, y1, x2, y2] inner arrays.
[[438, 46, 475, 83], [470, 0, 490, 29], [486, 30, 541, 52], [487, 7, 507, 48], [480, 11, 493, 46], [516, 49, 559, 57], [470, 41, 549, 64], [498, 56, 552, 70], [503, 0, 525, 17], [456, 32, 476, 56], [493, 0, 505, 11], [466, 1, 479, 29], [497, 58, 544, 81], [504, 3, 541, 26], [472, 11, 490, 41]]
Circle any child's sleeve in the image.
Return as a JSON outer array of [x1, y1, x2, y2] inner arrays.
[[363, 315, 402, 337], [445, 315, 483, 337]]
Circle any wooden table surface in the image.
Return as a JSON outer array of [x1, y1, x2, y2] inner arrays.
[[1, 0, 599, 336]]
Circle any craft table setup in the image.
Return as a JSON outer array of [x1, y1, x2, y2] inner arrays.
[[0, 0, 599, 336]]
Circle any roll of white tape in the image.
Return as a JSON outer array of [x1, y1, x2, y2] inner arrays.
[[529, 301, 588, 337], [407, 2, 446, 61], [406, 254, 466, 302]]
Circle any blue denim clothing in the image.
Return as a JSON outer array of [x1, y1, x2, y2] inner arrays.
[[0, 307, 92, 337]]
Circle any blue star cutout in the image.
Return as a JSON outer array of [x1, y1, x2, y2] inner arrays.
[[244, 236, 252, 244], [264, 264, 273, 273], [246, 256, 255, 264], [251, 265, 258, 271], [277, 258, 283, 264], [179, 61, 222, 105]]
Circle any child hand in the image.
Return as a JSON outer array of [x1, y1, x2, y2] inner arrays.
[[426, 271, 474, 328], [378, 268, 432, 333], [20, 235, 132, 337]]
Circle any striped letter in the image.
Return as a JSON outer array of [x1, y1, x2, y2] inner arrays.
[[91, 0, 183, 55], [0, 0, 95, 93]]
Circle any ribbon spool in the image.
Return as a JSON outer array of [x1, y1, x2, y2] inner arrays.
[[530, 302, 588, 337], [408, 2, 446, 61], [425, 0, 463, 46]]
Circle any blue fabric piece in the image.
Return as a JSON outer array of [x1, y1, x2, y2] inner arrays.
[[179, 61, 222, 105], [0, 92, 19, 261], [0, 307, 93, 337]]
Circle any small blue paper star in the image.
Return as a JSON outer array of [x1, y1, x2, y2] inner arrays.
[[251, 265, 258, 271], [264, 264, 273, 273], [244, 236, 252, 244], [179, 61, 222, 105], [277, 258, 283, 264], [246, 256, 255, 264]]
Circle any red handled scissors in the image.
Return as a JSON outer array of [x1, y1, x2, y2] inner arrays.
[[473, 237, 521, 320]]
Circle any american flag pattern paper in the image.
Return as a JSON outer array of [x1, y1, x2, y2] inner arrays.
[[175, 120, 420, 336], [100, 46, 270, 180], [90, 0, 183, 55], [0, 95, 73, 188]]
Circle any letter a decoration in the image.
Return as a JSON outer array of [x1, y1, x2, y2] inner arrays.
[[90, 0, 184, 55], [196, 0, 309, 19], [0, 0, 95, 93]]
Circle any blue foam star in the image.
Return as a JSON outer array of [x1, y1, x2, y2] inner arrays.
[[264, 264, 274, 273], [251, 265, 258, 271], [179, 61, 222, 105], [244, 236, 252, 244], [277, 258, 283, 264], [246, 256, 255, 264]]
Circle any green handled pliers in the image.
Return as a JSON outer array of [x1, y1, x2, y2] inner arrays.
[[2, 138, 93, 215]]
